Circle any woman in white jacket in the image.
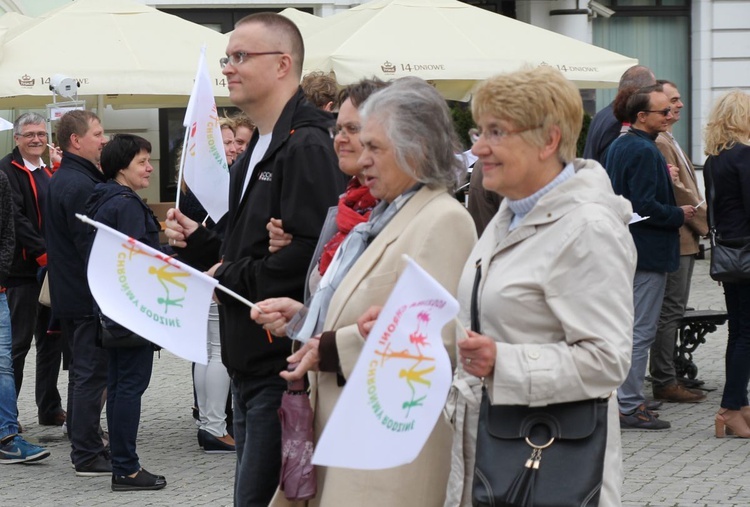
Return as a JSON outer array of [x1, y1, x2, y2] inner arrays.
[[448, 66, 637, 506]]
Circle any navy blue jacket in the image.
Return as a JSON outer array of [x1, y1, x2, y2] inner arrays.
[[177, 88, 345, 378], [705, 144, 750, 240], [605, 128, 684, 273], [583, 103, 620, 165], [45, 152, 106, 318], [85, 181, 162, 333]]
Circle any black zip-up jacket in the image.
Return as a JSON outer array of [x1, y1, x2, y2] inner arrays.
[[178, 88, 346, 378], [45, 152, 106, 318], [0, 147, 53, 284]]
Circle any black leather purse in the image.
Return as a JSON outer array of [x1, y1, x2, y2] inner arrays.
[[99, 315, 155, 349], [704, 158, 750, 284], [469, 260, 608, 507]]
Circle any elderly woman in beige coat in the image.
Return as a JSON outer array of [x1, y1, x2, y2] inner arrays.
[[252, 77, 476, 507], [446, 67, 636, 506]]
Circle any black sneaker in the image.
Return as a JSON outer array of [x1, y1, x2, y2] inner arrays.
[[620, 404, 671, 430], [75, 454, 112, 477], [111, 468, 167, 491]]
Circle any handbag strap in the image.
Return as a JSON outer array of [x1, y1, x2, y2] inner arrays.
[[470, 258, 482, 334], [704, 157, 718, 246]]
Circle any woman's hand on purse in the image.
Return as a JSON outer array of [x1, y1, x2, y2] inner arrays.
[[250, 297, 305, 337], [457, 330, 497, 377], [357, 305, 383, 339], [280, 337, 320, 381]]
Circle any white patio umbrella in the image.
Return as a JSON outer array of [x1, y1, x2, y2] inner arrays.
[[303, 0, 638, 100], [279, 8, 324, 32], [0, 0, 230, 109]]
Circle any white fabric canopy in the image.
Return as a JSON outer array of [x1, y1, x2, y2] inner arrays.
[[0, 0, 230, 109], [303, 0, 638, 100]]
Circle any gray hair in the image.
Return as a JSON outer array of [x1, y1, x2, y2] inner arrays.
[[619, 65, 656, 91], [13, 112, 46, 136], [359, 77, 464, 192]]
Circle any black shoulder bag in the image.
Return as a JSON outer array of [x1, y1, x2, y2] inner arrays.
[[470, 260, 608, 507], [704, 158, 750, 283]]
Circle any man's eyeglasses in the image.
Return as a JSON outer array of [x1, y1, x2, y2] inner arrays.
[[333, 123, 362, 138], [468, 125, 542, 145], [219, 51, 284, 69], [642, 108, 672, 117], [16, 132, 48, 140]]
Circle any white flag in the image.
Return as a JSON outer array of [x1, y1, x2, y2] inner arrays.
[[312, 256, 458, 469], [182, 47, 230, 221], [0, 117, 13, 132], [82, 214, 218, 364]]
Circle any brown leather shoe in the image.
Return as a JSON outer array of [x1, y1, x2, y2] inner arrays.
[[39, 410, 67, 426], [653, 383, 706, 403]]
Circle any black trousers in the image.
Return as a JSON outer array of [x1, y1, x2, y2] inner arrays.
[[7, 281, 64, 419], [61, 317, 108, 466]]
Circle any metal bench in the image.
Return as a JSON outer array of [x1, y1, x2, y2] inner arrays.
[[675, 309, 727, 384]]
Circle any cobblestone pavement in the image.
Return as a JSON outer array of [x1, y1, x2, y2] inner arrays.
[[5, 257, 749, 506]]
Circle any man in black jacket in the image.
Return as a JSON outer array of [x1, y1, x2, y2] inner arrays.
[[167, 13, 343, 505], [0, 113, 66, 428], [45, 110, 110, 476]]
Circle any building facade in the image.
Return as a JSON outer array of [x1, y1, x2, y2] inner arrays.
[[1, 0, 748, 200]]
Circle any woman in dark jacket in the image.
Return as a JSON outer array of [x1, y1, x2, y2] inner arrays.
[[704, 90, 750, 438], [85, 134, 166, 490]]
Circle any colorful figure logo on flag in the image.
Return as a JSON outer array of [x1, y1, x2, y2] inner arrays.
[[118, 238, 191, 327], [367, 299, 447, 433]]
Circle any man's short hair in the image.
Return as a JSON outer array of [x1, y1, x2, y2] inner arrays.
[[13, 112, 46, 136], [235, 13, 304, 78], [301, 71, 338, 109], [100, 134, 151, 181], [656, 79, 677, 89], [624, 84, 664, 124], [230, 112, 255, 132], [56, 110, 100, 152]]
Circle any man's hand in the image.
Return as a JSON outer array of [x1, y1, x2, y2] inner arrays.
[[680, 205, 697, 222], [165, 208, 199, 248], [267, 218, 292, 253], [667, 164, 680, 183], [250, 297, 305, 337]]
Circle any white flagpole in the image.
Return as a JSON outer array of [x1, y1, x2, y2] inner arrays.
[[174, 131, 190, 210], [76, 214, 261, 313]]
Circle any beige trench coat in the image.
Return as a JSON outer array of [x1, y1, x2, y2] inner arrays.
[[271, 186, 476, 507], [445, 160, 636, 506]]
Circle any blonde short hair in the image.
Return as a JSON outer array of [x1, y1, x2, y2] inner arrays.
[[471, 66, 583, 163], [704, 90, 750, 156]]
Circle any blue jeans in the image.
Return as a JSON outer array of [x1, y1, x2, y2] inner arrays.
[[618, 270, 667, 414], [232, 375, 286, 507], [721, 283, 750, 410], [0, 293, 19, 440], [107, 344, 154, 476]]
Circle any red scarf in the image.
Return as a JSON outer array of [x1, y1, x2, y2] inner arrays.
[[319, 178, 378, 275]]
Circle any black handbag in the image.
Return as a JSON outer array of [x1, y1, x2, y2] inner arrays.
[[473, 390, 608, 507], [469, 260, 608, 507], [99, 316, 154, 349], [704, 158, 750, 283]]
